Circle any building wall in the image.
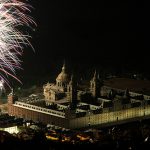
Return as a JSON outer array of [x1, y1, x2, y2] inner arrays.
[[68, 105, 150, 129], [8, 99, 150, 129], [8, 104, 70, 128], [8, 103, 150, 129]]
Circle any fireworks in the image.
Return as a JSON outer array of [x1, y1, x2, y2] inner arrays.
[[0, 0, 35, 88]]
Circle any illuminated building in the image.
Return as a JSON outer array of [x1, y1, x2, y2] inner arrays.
[[0, 114, 20, 134], [7, 63, 150, 129]]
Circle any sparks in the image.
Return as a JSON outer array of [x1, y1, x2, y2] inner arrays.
[[0, 0, 35, 87]]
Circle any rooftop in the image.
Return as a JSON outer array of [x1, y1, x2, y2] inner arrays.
[[104, 78, 150, 94]]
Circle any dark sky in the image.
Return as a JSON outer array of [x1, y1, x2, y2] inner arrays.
[[17, 0, 149, 84]]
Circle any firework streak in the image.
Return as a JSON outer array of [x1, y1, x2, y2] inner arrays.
[[0, 0, 35, 87]]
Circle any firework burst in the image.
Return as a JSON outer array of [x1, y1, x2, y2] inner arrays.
[[0, 0, 35, 88]]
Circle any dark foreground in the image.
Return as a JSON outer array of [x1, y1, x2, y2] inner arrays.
[[2, 119, 150, 150]]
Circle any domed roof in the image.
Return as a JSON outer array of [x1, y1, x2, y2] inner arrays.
[[56, 63, 69, 83]]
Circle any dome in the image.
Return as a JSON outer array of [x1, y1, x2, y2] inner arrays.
[[56, 63, 69, 83], [56, 72, 69, 82]]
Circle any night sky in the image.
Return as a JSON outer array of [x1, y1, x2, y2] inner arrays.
[[17, 0, 149, 85]]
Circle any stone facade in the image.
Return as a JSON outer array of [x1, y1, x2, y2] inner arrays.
[[43, 63, 102, 105], [7, 63, 150, 129]]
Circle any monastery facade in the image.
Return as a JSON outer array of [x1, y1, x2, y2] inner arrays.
[[7, 63, 150, 129]]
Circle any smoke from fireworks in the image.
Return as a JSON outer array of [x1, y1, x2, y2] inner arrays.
[[0, 0, 35, 88]]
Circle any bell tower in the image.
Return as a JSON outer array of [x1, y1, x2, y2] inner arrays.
[[8, 89, 18, 115], [8, 89, 18, 104], [90, 70, 102, 99], [67, 75, 77, 108]]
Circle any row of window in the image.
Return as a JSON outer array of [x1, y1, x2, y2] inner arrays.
[[16, 102, 65, 117]]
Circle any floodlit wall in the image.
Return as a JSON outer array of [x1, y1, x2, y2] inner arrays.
[[8, 102, 70, 128], [68, 105, 150, 129], [8, 99, 150, 129]]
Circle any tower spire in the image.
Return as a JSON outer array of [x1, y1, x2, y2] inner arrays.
[[92, 69, 98, 81], [94, 69, 97, 79], [67, 73, 77, 108], [90, 69, 102, 99], [70, 74, 74, 83], [62, 60, 66, 72]]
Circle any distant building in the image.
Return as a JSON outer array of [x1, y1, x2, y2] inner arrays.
[[7, 63, 150, 129], [0, 114, 21, 134]]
